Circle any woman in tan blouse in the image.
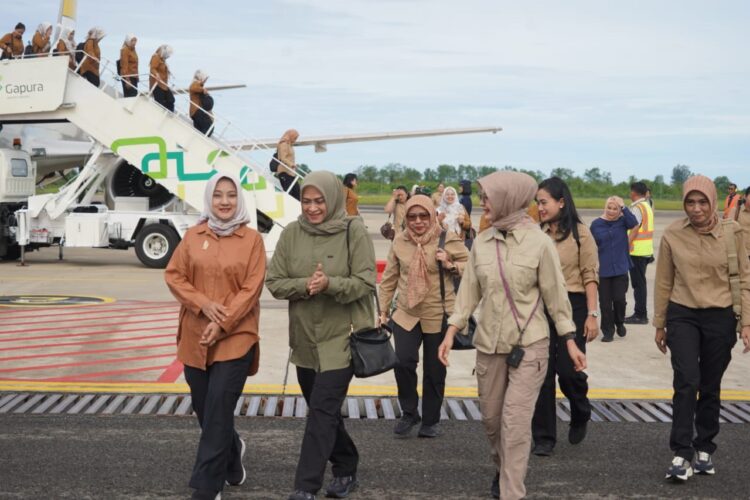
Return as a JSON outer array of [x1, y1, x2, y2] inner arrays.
[[532, 176, 599, 456], [31, 23, 52, 56], [653, 175, 750, 482], [165, 172, 266, 500], [439, 171, 586, 500], [384, 185, 409, 234], [79, 27, 105, 87], [190, 70, 213, 135], [120, 34, 139, 97], [149, 44, 174, 112], [379, 194, 468, 438]]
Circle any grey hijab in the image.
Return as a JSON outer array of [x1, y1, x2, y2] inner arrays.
[[297, 171, 352, 235]]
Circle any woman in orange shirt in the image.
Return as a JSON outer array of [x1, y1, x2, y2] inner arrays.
[[165, 171, 266, 500]]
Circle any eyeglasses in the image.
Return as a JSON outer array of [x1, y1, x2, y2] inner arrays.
[[406, 212, 431, 222]]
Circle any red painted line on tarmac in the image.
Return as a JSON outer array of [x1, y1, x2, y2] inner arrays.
[[0, 326, 176, 343], [156, 358, 184, 383], [1, 310, 178, 327], [0, 333, 175, 352], [38, 364, 170, 382], [0, 353, 174, 373], [0, 301, 177, 315], [0, 303, 179, 321], [0, 342, 175, 363], [0, 317, 176, 335]]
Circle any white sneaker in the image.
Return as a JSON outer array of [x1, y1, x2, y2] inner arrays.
[[225, 438, 246, 486], [665, 456, 693, 482], [694, 451, 716, 475]]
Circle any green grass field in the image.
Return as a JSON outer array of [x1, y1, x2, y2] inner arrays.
[[357, 194, 684, 210]]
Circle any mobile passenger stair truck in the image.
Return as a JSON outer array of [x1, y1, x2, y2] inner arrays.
[[0, 55, 301, 267]]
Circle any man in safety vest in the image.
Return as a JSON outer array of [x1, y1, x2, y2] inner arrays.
[[625, 181, 654, 324], [723, 183, 739, 219]]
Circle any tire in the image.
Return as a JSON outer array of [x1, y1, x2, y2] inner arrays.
[[134, 224, 180, 269]]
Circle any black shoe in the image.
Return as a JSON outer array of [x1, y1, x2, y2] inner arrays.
[[191, 490, 220, 500], [600, 335, 614, 343], [623, 314, 648, 325], [325, 475, 358, 498], [490, 472, 499, 499], [288, 491, 316, 500], [569, 421, 588, 445], [532, 442, 554, 456], [225, 437, 246, 486], [417, 423, 441, 438], [616, 323, 627, 337], [394, 414, 421, 436]]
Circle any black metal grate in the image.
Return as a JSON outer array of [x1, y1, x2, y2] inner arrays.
[[2, 392, 750, 423]]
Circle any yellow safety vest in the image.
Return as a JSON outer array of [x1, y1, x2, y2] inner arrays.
[[629, 201, 654, 256]]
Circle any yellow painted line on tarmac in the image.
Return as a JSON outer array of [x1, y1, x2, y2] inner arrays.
[[0, 277, 153, 282], [1, 380, 749, 401]]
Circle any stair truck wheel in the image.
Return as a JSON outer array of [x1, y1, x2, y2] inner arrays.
[[135, 224, 180, 269]]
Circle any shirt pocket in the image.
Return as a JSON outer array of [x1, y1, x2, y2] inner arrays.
[[510, 255, 538, 292]]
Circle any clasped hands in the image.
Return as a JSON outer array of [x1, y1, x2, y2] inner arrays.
[[307, 263, 330, 296]]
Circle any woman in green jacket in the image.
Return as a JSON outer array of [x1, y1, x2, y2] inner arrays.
[[266, 170, 376, 500]]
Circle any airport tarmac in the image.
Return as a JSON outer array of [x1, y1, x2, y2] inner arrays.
[[1, 208, 749, 399]]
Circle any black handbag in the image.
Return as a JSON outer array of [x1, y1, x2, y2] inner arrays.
[[344, 220, 399, 377], [437, 230, 476, 350]]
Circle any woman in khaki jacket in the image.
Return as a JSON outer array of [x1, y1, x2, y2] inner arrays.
[[31, 23, 52, 56], [379, 194, 469, 438], [0, 23, 25, 60], [439, 171, 586, 500], [54, 28, 76, 69], [532, 176, 599, 455], [79, 27, 105, 87], [150, 44, 174, 111], [190, 70, 213, 135], [165, 172, 266, 500], [654, 175, 750, 482], [275, 129, 301, 200], [266, 171, 376, 500], [120, 34, 139, 97]]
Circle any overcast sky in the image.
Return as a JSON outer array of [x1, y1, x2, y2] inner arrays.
[[10, 0, 750, 187]]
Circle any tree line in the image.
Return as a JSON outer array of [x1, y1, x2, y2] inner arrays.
[[351, 163, 736, 199]]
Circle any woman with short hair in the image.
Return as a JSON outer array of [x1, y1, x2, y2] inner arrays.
[[165, 172, 266, 500], [342, 173, 359, 216], [654, 175, 750, 482]]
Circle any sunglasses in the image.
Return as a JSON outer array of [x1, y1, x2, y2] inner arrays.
[[406, 212, 431, 222]]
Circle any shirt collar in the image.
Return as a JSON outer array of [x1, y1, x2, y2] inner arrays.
[[490, 226, 529, 244], [630, 198, 646, 206], [680, 217, 722, 238], [196, 223, 248, 239]]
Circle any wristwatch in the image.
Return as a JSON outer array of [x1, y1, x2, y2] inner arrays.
[[588, 311, 599, 318]]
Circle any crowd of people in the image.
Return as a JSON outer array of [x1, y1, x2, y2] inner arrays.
[[163, 167, 750, 499], [2, 21, 214, 136]]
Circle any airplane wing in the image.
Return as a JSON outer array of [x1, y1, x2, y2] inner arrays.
[[229, 126, 502, 152], [173, 84, 247, 95]]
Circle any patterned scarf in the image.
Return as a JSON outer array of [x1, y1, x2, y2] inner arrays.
[[403, 195, 440, 308]]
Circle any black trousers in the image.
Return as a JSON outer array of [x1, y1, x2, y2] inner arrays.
[[193, 110, 214, 136], [629, 255, 651, 317], [121, 77, 138, 97], [153, 86, 175, 112], [295, 365, 358, 494], [599, 274, 629, 337], [665, 302, 736, 461], [183, 345, 255, 492], [392, 321, 446, 426], [532, 293, 591, 447], [81, 71, 100, 88], [278, 172, 301, 200]]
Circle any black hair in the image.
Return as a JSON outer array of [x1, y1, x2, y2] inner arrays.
[[630, 182, 648, 196], [459, 179, 472, 196], [395, 185, 409, 196], [538, 177, 582, 243], [15, 23, 25, 30], [343, 173, 357, 189], [729, 183, 737, 189], [745, 186, 750, 196]]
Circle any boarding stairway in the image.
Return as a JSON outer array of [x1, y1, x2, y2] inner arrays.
[[0, 56, 302, 251]]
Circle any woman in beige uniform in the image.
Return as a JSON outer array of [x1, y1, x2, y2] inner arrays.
[[150, 44, 174, 111], [731, 186, 750, 258], [654, 175, 750, 482], [439, 170, 586, 500], [31, 23, 52, 55], [379, 194, 468, 438], [532, 176, 599, 455], [79, 27, 105, 87], [120, 34, 139, 97], [54, 28, 76, 69]]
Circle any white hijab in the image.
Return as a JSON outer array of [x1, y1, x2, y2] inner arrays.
[[438, 186, 464, 234], [193, 69, 208, 83], [158, 44, 173, 59], [124, 33, 137, 47], [88, 27, 105, 40], [61, 29, 75, 52], [37, 23, 52, 36], [198, 172, 251, 237]]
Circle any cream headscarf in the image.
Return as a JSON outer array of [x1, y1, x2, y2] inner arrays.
[[87, 27, 105, 40], [157, 44, 173, 59], [682, 175, 719, 235], [438, 187, 464, 234], [124, 34, 137, 47], [402, 195, 440, 309], [477, 171, 537, 231], [279, 129, 299, 144], [193, 69, 209, 83], [198, 172, 251, 237], [601, 196, 625, 221], [297, 171, 352, 235], [37, 23, 52, 36], [61, 28, 75, 52]]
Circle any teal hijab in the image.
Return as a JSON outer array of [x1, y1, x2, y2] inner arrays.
[[297, 171, 353, 235]]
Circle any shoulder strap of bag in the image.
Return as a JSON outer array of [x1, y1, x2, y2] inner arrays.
[[437, 230, 447, 314], [495, 239, 542, 343], [721, 219, 742, 328], [346, 219, 381, 328]]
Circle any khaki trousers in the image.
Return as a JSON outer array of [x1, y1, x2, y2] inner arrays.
[[476, 338, 549, 500]]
